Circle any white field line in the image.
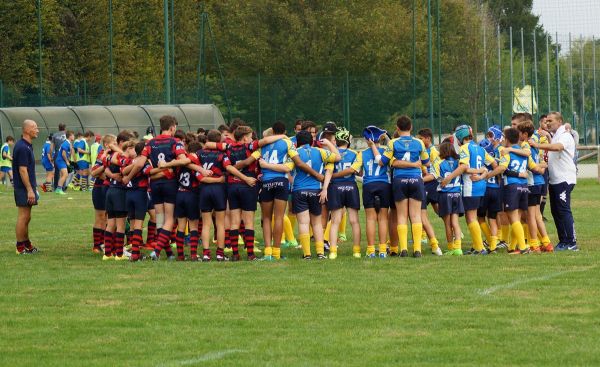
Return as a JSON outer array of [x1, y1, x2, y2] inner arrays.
[[158, 349, 245, 367], [478, 265, 597, 296]]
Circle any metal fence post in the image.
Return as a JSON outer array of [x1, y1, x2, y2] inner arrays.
[[109, 0, 114, 105], [37, 0, 43, 107], [163, 0, 171, 104], [569, 33, 575, 126], [546, 34, 551, 113], [0, 80, 3, 107], [520, 28, 525, 87], [533, 30, 539, 122], [258, 73, 262, 134], [497, 25, 502, 124], [412, 0, 416, 122], [436, 0, 442, 141], [510, 27, 514, 115], [556, 32, 561, 112], [581, 35, 586, 145], [345, 71, 350, 130], [593, 36, 598, 144]]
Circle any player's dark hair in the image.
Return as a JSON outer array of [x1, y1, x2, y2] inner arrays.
[[217, 124, 230, 133], [197, 127, 206, 135], [207, 129, 222, 143], [517, 120, 535, 137], [301, 120, 316, 131], [76, 131, 83, 138], [486, 131, 494, 139], [185, 132, 197, 146], [504, 127, 520, 144], [134, 141, 145, 156], [396, 115, 412, 131], [84, 130, 94, 138], [6, 136, 14, 142], [174, 129, 186, 141], [539, 114, 547, 122], [438, 141, 459, 160], [417, 128, 433, 139], [117, 130, 133, 144], [234, 126, 253, 142], [66, 130, 75, 139], [294, 119, 303, 129], [159, 115, 177, 132], [188, 141, 202, 153], [296, 130, 312, 146], [511, 113, 527, 123], [197, 134, 207, 145], [229, 118, 247, 132], [58, 123, 66, 131], [272, 121, 286, 135]]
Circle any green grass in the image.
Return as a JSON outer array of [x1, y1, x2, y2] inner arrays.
[[1, 180, 600, 366]]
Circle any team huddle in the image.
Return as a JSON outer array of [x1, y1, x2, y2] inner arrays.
[[80, 111, 560, 262]]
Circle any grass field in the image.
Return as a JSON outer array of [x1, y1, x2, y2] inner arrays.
[[1, 180, 599, 366]]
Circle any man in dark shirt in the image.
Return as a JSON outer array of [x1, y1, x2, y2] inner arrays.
[[13, 119, 40, 255]]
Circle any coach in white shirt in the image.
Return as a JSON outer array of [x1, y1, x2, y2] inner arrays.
[[529, 112, 578, 251]]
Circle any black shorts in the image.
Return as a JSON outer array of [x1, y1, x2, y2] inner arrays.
[[126, 189, 149, 220], [503, 184, 529, 212], [541, 171, 549, 196], [362, 182, 392, 209], [292, 190, 322, 215], [327, 182, 360, 210], [147, 191, 154, 211], [528, 184, 542, 207], [477, 187, 502, 219], [150, 180, 178, 205], [105, 187, 127, 218], [423, 181, 439, 208], [259, 178, 289, 202], [228, 184, 258, 211], [175, 190, 200, 220], [92, 185, 107, 211], [438, 192, 464, 217], [462, 196, 482, 211], [199, 184, 227, 212], [14, 188, 39, 207], [392, 177, 424, 202]]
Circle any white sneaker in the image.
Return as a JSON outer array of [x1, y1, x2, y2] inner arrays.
[[149, 252, 159, 261], [432, 247, 443, 256]]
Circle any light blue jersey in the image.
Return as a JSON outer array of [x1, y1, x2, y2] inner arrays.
[[528, 134, 546, 186], [433, 157, 462, 193], [41, 141, 52, 165], [382, 136, 429, 179], [500, 144, 529, 186], [459, 141, 494, 197], [259, 138, 298, 181], [360, 147, 390, 185], [55, 140, 71, 164], [331, 148, 361, 184], [292, 144, 335, 191]]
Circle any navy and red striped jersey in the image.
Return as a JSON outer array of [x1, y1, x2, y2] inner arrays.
[[103, 151, 126, 188], [119, 156, 150, 189], [141, 134, 185, 182], [177, 153, 200, 191], [196, 148, 230, 180], [226, 140, 259, 184], [93, 150, 109, 187]]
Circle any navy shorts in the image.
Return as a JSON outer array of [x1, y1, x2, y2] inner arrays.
[[126, 189, 149, 220], [77, 161, 90, 170], [462, 196, 482, 211], [437, 192, 464, 217], [150, 180, 178, 205], [392, 177, 424, 202], [362, 182, 392, 209], [14, 188, 39, 207], [105, 187, 127, 218], [423, 181, 439, 208], [147, 192, 154, 211], [42, 160, 54, 172], [327, 182, 360, 210], [292, 190, 322, 215], [259, 178, 289, 202], [228, 184, 258, 211], [176, 190, 200, 219], [541, 171, 549, 196], [92, 185, 107, 211], [477, 187, 502, 219], [528, 184, 542, 207], [55, 160, 68, 170], [503, 184, 529, 212], [199, 184, 227, 212]]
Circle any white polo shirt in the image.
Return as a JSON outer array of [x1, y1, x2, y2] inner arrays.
[[548, 125, 577, 185]]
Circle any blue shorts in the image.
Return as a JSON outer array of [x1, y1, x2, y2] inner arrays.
[[462, 196, 482, 211], [259, 178, 289, 202], [437, 192, 464, 217], [503, 184, 529, 212], [92, 185, 107, 211], [1, 166, 11, 173], [199, 184, 227, 212], [327, 182, 360, 211], [423, 181, 439, 208], [175, 189, 199, 219], [126, 189, 149, 220], [228, 184, 258, 211], [105, 187, 127, 218], [392, 177, 424, 202], [42, 160, 54, 172], [14, 187, 39, 207], [528, 184, 542, 207], [292, 190, 322, 215], [362, 182, 392, 209], [77, 161, 90, 170], [55, 160, 68, 171], [478, 187, 502, 219], [150, 180, 178, 205]]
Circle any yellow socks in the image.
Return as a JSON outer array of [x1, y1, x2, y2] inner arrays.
[[454, 239, 462, 251], [378, 243, 387, 255], [264, 246, 273, 257], [411, 223, 423, 252], [430, 237, 440, 251], [510, 222, 527, 251], [272, 247, 281, 259], [397, 225, 408, 251], [366, 245, 376, 256], [315, 241, 325, 255], [541, 235, 551, 246], [501, 224, 510, 242], [352, 245, 361, 255], [480, 221, 492, 242], [468, 221, 484, 252], [489, 235, 498, 251], [390, 245, 399, 254], [288, 214, 297, 231], [298, 234, 311, 257], [529, 238, 540, 249], [523, 223, 530, 244], [283, 215, 296, 242]]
